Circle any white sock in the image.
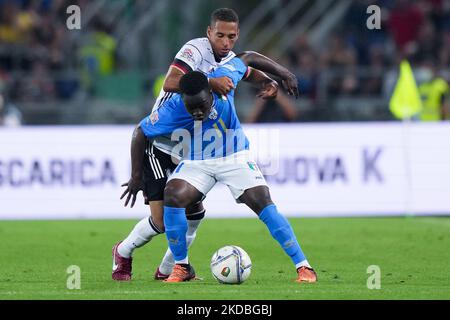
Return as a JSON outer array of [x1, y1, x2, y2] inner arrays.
[[296, 260, 312, 269], [175, 257, 189, 264], [118, 217, 161, 258], [159, 217, 202, 274]]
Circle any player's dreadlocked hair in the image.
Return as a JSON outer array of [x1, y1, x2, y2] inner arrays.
[[179, 71, 209, 96], [210, 8, 239, 26]]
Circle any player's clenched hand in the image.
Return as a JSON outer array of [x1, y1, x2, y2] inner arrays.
[[257, 81, 278, 100], [281, 72, 299, 99], [120, 178, 145, 208], [209, 76, 235, 96]]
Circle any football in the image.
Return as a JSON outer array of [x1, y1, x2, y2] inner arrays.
[[210, 245, 252, 284]]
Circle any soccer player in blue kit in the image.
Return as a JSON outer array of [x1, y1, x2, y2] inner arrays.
[[112, 8, 301, 281], [122, 54, 317, 283]]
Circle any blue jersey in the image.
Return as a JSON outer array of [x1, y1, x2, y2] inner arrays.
[[140, 57, 250, 160]]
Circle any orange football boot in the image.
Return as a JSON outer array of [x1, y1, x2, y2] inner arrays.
[[296, 266, 318, 283], [164, 264, 196, 283]]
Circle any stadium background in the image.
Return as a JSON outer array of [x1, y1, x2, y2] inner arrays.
[[0, 0, 449, 300], [0, 0, 448, 125], [1, 0, 449, 218]]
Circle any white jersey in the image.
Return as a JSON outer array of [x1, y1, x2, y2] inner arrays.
[[152, 37, 236, 112], [151, 37, 236, 156]]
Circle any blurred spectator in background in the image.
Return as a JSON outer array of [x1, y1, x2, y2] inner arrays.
[[412, 17, 440, 64], [319, 33, 357, 71], [360, 44, 385, 96], [0, 92, 22, 126], [288, 35, 317, 100], [17, 59, 55, 101], [79, 17, 117, 94], [0, 1, 31, 45], [0, 0, 449, 124], [343, 0, 390, 66], [246, 90, 298, 123], [387, 0, 424, 59], [0, 0, 82, 102], [418, 61, 450, 121], [319, 33, 359, 97]]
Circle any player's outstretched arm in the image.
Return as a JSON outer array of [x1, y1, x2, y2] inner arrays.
[[237, 51, 299, 98], [245, 68, 279, 100], [120, 125, 147, 208]]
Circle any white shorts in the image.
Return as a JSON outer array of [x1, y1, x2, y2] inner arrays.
[[168, 150, 267, 202]]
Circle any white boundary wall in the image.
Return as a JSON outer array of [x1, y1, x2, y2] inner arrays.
[[0, 122, 449, 219]]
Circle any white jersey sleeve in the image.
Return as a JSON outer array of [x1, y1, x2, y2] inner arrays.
[[173, 40, 204, 72]]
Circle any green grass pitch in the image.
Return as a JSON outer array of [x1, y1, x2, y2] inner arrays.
[[0, 217, 449, 300]]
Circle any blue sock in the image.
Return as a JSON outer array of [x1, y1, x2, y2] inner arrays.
[[259, 204, 306, 266], [163, 206, 188, 262]]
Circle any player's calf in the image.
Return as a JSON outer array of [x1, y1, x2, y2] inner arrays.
[[112, 216, 163, 281], [156, 208, 205, 279], [258, 204, 317, 282]]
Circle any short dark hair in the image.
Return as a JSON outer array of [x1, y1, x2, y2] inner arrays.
[[210, 8, 239, 26], [179, 71, 209, 96]]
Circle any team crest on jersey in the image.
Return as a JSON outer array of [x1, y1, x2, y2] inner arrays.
[[180, 48, 195, 63], [247, 161, 258, 171], [208, 106, 218, 120], [149, 111, 159, 125]]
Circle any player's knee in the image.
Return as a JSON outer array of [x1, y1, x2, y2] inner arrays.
[[249, 192, 274, 214], [255, 202, 274, 215], [164, 192, 185, 208], [258, 188, 273, 211], [259, 196, 274, 211], [164, 185, 189, 208], [241, 186, 273, 214]]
